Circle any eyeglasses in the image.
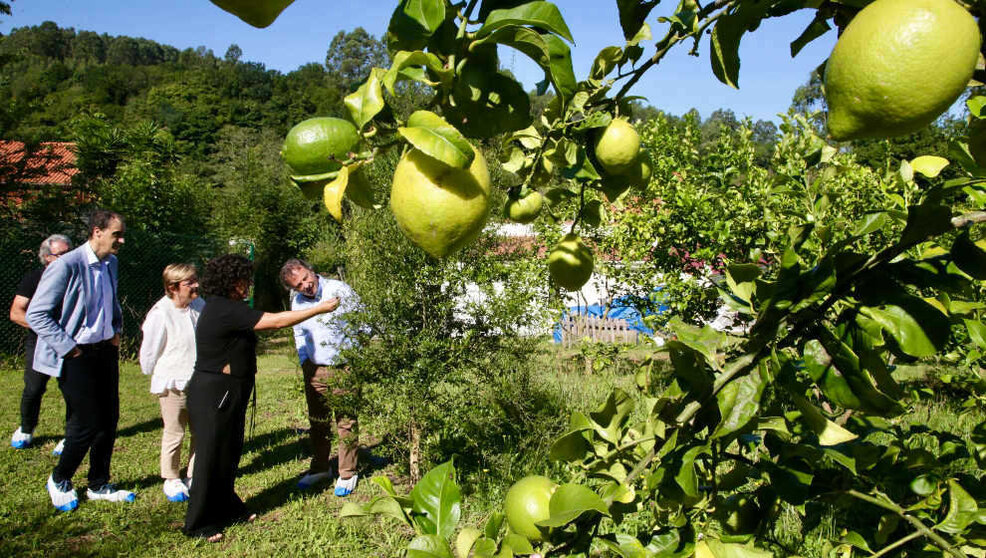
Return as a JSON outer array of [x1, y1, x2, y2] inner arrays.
[[171, 279, 199, 287]]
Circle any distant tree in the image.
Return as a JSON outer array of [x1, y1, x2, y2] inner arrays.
[[789, 69, 826, 131], [72, 30, 107, 63], [106, 36, 140, 65], [325, 27, 388, 90], [224, 43, 242, 64]]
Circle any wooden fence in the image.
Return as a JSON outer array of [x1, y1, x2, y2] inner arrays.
[[560, 314, 639, 347]]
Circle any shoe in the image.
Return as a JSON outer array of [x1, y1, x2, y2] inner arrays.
[[52, 439, 65, 456], [184, 477, 192, 490], [11, 427, 32, 449], [46, 475, 78, 512], [334, 474, 358, 497], [87, 484, 136, 503], [297, 470, 333, 490], [163, 478, 189, 502]]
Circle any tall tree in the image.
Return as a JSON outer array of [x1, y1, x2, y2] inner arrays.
[[324, 27, 388, 91]]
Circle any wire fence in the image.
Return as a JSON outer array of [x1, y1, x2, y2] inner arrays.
[[1, 230, 223, 361]]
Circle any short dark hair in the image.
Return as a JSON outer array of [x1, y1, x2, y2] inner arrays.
[[201, 254, 254, 299], [87, 209, 123, 238], [279, 258, 314, 291]]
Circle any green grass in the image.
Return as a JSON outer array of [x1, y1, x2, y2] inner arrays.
[[0, 337, 637, 557]]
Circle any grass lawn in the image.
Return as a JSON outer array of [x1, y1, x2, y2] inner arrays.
[[0, 335, 636, 557]]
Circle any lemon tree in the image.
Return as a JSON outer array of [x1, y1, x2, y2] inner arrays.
[[228, 0, 986, 556]]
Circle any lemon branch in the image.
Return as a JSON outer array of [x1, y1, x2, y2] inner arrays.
[[614, 0, 736, 100]]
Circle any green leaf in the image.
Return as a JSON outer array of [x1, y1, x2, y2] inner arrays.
[[410, 460, 461, 538], [860, 297, 949, 358], [910, 155, 950, 178], [591, 46, 623, 80], [476, 2, 574, 43], [712, 363, 766, 439], [952, 232, 986, 280], [502, 533, 534, 554], [455, 527, 482, 558], [616, 0, 658, 40], [966, 319, 986, 348], [710, 14, 744, 89], [815, 328, 901, 415], [790, 393, 857, 446], [471, 538, 496, 558], [549, 429, 592, 461], [790, 12, 830, 57], [589, 388, 635, 444], [542, 33, 577, 102], [484, 510, 504, 540], [403, 0, 446, 33], [899, 202, 952, 247], [938, 480, 979, 534], [674, 444, 710, 498], [345, 68, 386, 131], [399, 111, 475, 169], [852, 212, 888, 237], [537, 483, 610, 527], [384, 50, 448, 95], [407, 534, 455, 558], [968, 96, 986, 118], [478, 26, 551, 68]]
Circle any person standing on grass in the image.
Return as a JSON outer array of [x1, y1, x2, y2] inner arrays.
[[26, 209, 134, 512], [184, 254, 339, 542], [279, 258, 363, 496], [139, 263, 205, 503], [9, 234, 72, 453]]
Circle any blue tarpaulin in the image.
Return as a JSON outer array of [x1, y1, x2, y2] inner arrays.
[[553, 294, 669, 343]]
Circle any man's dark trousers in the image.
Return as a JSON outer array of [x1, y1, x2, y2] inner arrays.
[[52, 341, 119, 488]]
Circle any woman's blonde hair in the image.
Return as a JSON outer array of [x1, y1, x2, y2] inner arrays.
[[162, 263, 198, 298]]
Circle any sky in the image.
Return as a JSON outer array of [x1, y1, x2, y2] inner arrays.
[[0, 0, 839, 124]]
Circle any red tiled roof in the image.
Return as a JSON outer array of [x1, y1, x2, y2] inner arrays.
[[0, 141, 78, 186]]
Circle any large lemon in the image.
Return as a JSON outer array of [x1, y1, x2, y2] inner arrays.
[[391, 146, 491, 258], [548, 233, 594, 291], [281, 117, 361, 200], [503, 475, 557, 542], [209, 0, 294, 28], [505, 192, 543, 224], [594, 119, 641, 175], [824, 0, 980, 141]]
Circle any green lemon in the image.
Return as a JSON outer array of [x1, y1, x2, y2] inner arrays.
[[968, 118, 986, 167], [594, 118, 641, 175], [503, 475, 557, 542], [281, 117, 360, 199], [824, 0, 980, 141], [548, 233, 594, 291], [505, 191, 543, 224], [209, 0, 294, 28], [390, 145, 491, 258]]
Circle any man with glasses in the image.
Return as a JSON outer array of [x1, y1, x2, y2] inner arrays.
[[279, 258, 363, 496], [9, 234, 72, 451]]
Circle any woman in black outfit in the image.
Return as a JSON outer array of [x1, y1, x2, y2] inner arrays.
[[183, 254, 339, 541]]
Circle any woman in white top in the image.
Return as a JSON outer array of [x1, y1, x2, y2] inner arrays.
[[139, 263, 205, 502]]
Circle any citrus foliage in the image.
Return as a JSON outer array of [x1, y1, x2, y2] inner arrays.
[[240, 0, 986, 555]]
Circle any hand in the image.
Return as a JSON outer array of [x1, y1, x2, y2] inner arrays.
[[221, 364, 231, 375], [109, 334, 120, 347], [66, 347, 83, 359], [318, 297, 340, 314]]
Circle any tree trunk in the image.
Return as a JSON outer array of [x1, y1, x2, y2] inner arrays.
[[409, 422, 421, 484]]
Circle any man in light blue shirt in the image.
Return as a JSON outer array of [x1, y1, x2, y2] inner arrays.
[[27, 209, 136, 511], [280, 258, 362, 496]]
